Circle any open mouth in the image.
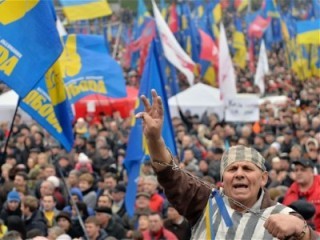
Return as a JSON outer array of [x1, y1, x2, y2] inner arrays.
[[233, 183, 248, 189]]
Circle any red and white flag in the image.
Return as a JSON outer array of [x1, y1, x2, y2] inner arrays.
[[218, 23, 237, 101], [199, 29, 219, 67], [152, 0, 195, 85], [254, 40, 269, 95]]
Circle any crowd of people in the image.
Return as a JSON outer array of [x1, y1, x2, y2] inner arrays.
[[0, 1, 319, 240]]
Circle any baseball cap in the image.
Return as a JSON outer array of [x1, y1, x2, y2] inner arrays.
[[293, 159, 314, 169]]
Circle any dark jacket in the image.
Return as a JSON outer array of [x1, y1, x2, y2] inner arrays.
[[164, 218, 191, 240], [0, 202, 22, 225], [105, 217, 126, 240], [97, 229, 108, 240], [24, 210, 47, 236], [155, 166, 319, 239]]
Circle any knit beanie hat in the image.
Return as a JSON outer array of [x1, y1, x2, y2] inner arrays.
[[7, 189, 20, 202], [220, 145, 266, 179]]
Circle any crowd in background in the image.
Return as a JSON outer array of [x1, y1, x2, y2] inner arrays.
[[0, 1, 319, 240]]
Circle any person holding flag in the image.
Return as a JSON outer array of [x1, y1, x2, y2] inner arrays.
[[135, 90, 317, 240]]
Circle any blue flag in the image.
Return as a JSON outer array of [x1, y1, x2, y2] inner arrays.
[[124, 40, 177, 217], [62, 34, 127, 104], [20, 60, 74, 151], [0, 1, 62, 98]]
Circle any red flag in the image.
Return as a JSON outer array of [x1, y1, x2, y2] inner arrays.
[[248, 16, 271, 38], [129, 20, 156, 52], [168, 3, 179, 33], [198, 29, 219, 67]]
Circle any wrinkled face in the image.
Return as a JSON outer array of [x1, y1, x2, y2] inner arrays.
[[223, 161, 268, 209], [148, 214, 163, 233], [294, 165, 314, 186]]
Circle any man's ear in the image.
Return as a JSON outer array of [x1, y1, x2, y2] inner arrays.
[[260, 171, 269, 188]]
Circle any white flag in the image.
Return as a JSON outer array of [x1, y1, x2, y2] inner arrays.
[[152, 0, 195, 85], [254, 40, 269, 95], [56, 17, 67, 37], [219, 23, 237, 101]]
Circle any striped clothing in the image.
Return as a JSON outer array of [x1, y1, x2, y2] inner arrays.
[[192, 191, 294, 240]]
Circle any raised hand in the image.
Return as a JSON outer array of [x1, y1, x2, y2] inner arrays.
[[136, 89, 164, 141]]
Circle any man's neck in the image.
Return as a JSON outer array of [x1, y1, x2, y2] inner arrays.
[[299, 178, 314, 192], [90, 232, 99, 240]]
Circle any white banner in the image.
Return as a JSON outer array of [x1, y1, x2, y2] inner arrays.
[[254, 40, 269, 95], [152, 0, 195, 85], [219, 23, 237, 101], [225, 95, 260, 122]]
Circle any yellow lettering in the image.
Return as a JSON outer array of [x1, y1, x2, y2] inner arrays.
[[87, 80, 97, 92], [0, 55, 18, 75], [66, 80, 107, 99], [80, 81, 88, 92], [97, 80, 107, 94], [23, 91, 62, 133], [30, 94, 46, 111], [23, 90, 38, 105], [0, 45, 9, 64]]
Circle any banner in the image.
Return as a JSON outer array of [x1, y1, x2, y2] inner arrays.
[[225, 95, 260, 122], [59, 0, 112, 21], [152, 0, 195, 85], [20, 60, 74, 151], [62, 34, 127, 104], [0, 0, 62, 97], [254, 40, 269, 95], [219, 23, 237, 101]]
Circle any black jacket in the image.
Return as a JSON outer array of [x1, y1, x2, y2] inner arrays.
[[24, 210, 47, 236]]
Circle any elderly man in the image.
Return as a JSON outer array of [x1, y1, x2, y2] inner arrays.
[[136, 90, 317, 240]]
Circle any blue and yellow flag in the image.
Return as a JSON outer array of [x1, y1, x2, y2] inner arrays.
[[62, 34, 126, 104], [59, 0, 112, 21], [310, 45, 320, 77], [160, 0, 168, 19], [180, 2, 200, 63], [124, 40, 177, 217], [20, 60, 74, 151], [138, 0, 150, 26], [233, 16, 247, 69], [0, 0, 62, 98], [296, 20, 320, 45]]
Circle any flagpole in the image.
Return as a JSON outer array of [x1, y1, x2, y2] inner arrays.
[[0, 97, 21, 165], [56, 166, 89, 240], [113, 23, 123, 59]]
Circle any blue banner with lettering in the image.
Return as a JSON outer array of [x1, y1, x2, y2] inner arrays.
[[62, 34, 127, 104], [0, 0, 62, 97], [20, 60, 74, 152]]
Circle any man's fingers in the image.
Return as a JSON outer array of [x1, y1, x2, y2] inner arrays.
[[141, 95, 151, 112], [156, 96, 164, 116]]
